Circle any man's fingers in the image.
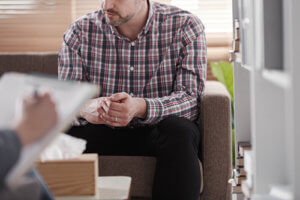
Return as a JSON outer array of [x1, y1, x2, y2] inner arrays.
[[100, 112, 130, 127], [102, 102, 109, 113], [101, 112, 122, 123], [95, 94, 131, 127], [99, 100, 126, 112], [109, 92, 128, 102], [109, 102, 125, 112], [101, 115, 128, 127], [106, 109, 122, 118], [105, 121, 126, 127], [97, 98, 111, 113], [96, 116, 107, 124]]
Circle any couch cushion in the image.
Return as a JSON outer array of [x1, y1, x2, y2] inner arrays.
[[99, 156, 203, 198], [99, 156, 156, 198]]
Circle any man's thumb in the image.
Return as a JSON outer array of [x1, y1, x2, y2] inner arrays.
[[109, 92, 128, 102]]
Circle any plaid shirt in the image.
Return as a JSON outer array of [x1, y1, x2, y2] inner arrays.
[[58, 1, 207, 125]]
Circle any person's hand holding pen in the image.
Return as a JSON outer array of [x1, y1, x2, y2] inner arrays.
[[13, 90, 58, 147]]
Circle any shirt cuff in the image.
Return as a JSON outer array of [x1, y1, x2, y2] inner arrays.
[[137, 98, 164, 124]]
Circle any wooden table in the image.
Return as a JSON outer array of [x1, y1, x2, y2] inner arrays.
[[56, 176, 132, 200]]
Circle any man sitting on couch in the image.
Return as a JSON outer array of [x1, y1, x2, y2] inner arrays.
[[58, 0, 206, 199]]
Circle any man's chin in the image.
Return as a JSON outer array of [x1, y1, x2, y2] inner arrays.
[[106, 18, 122, 26], [108, 22, 121, 27]]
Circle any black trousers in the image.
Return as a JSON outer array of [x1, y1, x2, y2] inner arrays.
[[67, 116, 201, 200]]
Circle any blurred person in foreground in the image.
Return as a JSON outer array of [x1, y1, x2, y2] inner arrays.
[[0, 91, 57, 200]]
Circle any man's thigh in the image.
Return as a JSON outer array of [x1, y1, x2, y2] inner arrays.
[[67, 117, 200, 157], [149, 116, 201, 156], [66, 124, 156, 156]]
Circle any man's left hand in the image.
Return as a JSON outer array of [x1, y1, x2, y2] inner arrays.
[[98, 92, 147, 127]]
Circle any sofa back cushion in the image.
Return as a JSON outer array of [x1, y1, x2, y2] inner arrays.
[[0, 41, 231, 80], [0, 52, 58, 77]]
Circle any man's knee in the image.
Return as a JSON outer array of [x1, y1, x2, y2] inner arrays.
[[157, 116, 200, 147]]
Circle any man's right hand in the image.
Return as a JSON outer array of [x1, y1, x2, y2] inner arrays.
[[79, 97, 110, 124]]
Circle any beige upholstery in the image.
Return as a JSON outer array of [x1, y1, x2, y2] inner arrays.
[[0, 52, 232, 200], [199, 81, 232, 200]]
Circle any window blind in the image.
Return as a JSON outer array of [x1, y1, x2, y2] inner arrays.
[[168, 0, 232, 33], [73, 0, 233, 33], [0, 0, 232, 52], [0, 0, 58, 17], [0, 0, 72, 52], [73, 0, 100, 20]]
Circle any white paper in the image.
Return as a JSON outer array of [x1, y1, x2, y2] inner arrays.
[[0, 72, 100, 187]]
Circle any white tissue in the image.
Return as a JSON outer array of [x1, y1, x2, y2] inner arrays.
[[39, 133, 87, 162]]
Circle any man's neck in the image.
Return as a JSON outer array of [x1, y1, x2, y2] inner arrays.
[[116, 1, 149, 41]]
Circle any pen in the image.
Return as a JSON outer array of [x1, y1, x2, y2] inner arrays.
[[33, 89, 40, 99]]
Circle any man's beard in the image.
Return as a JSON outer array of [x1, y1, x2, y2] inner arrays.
[[104, 10, 134, 27]]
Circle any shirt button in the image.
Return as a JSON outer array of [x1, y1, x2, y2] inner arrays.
[[130, 66, 134, 71], [130, 92, 134, 97], [131, 42, 136, 46]]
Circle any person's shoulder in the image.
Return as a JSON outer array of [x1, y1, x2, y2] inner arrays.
[[63, 10, 105, 49], [69, 10, 105, 32], [152, 1, 205, 33]]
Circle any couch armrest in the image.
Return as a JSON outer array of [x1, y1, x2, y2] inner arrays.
[[198, 81, 232, 200]]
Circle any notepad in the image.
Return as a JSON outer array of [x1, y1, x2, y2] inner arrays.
[[0, 72, 100, 187]]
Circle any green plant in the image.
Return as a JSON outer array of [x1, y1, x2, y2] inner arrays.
[[210, 61, 235, 166], [210, 62, 234, 100]]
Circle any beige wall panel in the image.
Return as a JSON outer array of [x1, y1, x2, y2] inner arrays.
[[0, 37, 63, 52], [0, 0, 72, 52], [74, 0, 100, 19]]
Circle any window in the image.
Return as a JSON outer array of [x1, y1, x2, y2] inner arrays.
[[0, 0, 232, 52], [0, 0, 58, 16], [72, 0, 233, 33], [0, 0, 71, 52], [156, 0, 232, 33]]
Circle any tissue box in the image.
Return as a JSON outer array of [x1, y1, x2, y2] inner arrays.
[[36, 154, 98, 196]]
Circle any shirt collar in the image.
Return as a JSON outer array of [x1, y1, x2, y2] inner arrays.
[[142, 0, 155, 35], [102, 0, 155, 40]]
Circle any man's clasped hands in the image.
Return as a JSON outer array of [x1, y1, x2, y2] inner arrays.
[[79, 92, 147, 127]]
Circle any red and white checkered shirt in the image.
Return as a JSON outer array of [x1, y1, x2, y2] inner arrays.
[[58, 1, 207, 125]]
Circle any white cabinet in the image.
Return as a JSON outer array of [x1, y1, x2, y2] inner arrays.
[[232, 0, 300, 198]]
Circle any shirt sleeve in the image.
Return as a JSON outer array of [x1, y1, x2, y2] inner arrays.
[[0, 130, 22, 187], [58, 22, 85, 82], [58, 22, 89, 126], [140, 17, 207, 124]]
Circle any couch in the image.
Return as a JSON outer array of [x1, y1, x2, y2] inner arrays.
[[0, 52, 232, 200]]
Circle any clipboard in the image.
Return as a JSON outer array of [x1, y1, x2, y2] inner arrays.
[[0, 72, 100, 187]]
